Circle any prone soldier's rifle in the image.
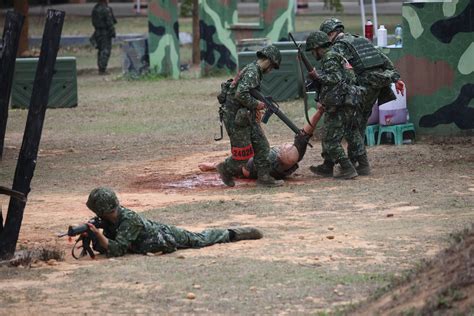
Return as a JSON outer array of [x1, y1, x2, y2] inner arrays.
[[58, 217, 105, 259], [249, 89, 312, 148]]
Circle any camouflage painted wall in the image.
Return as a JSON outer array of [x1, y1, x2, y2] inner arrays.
[[384, 0, 473, 136], [199, 0, 296, 75], [148, 0, 180, 79]]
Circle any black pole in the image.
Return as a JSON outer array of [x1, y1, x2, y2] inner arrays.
[[0, 10, 65, 259], [0, 11, 25, 160]]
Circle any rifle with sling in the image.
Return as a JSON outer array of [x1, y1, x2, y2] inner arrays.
[[58, 217, 105, 259], [288, 33, 322, 128], [250, 89, 312, 148]]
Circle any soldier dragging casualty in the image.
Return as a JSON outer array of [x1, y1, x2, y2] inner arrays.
[[319, 17, 405, 175], [305, 31, 366, 179], [215, 45, 285, 188]]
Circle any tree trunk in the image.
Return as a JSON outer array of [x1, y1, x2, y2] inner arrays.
[[0, 10, 65, 260], [192, 0, 200, 65]]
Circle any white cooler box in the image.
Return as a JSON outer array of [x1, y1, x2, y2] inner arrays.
[[378, 83, 408, 126]]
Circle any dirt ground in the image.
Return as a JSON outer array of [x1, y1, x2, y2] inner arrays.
[[0, 70, 473, 314]]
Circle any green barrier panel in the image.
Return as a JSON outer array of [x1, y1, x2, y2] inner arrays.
[[238, 49, 301, 102], [11, 57, 78, 109]]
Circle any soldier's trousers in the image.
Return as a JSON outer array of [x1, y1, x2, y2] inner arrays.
[[321, 109, 366, 163], [347, 85, 381, 159], [96, 33, 112, 71], [166, 225, 230, 249], [222, 105, 271, 178]]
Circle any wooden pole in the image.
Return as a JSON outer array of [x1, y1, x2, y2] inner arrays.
[[192, 0, 200, 65], [0, 11, 25, 160], [13, 0, 29, 57], [0, 10, 65, 260]]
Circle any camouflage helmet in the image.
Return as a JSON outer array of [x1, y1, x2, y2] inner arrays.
[[319, 17, 344, 34], [256, 45, 281, 69], [86, 187, 119, 216], [305, 31, 331, 51]]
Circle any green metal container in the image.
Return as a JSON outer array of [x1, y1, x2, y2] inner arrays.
[[11, 57, 78, 109], [238, 49, 301, 102]]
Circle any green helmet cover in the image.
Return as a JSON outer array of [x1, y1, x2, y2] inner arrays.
[[305, 31, 331, 51], [320, 17, 344, 34], [86, 187, 119, 216], [256, 45, 282, 69]]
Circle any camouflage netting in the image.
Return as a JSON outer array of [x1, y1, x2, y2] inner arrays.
[[199, 0, 295, 75], [147, 0, 180, 79], [384, 0, 473, 135]]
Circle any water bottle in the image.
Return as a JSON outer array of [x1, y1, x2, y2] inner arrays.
[[377, 25, 387, 47], [395, 24, 403, 47], [365, 19, 374, 42]]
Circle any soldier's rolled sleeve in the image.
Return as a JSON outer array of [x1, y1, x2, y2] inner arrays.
[[235, 71, 260, 110], [107, 220, 143, 257]]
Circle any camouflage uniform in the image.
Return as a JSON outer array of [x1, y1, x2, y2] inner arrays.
[[331, 33, 400, 144], [316, 50, 365, 164], [101, 206, 230, 257], [305, 31, 365, 174], [319, 18, 401, 175], [91, 1, 116, 73], [86, 187, 263, 257], [220, 45, 282, 184]]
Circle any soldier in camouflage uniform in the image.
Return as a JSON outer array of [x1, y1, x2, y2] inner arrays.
[[305, 31, 365, 179], [319, 18, 405, 175], [91, 0, 117, 75], [200, 109, 320, 181], [85, 187, 263, 257], [216, 45, 284, 188]]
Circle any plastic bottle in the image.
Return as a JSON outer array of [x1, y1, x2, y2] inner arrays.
[[395, 24, 403, 47], [365, 19, 374, 42], [377, 25, 387, 47]]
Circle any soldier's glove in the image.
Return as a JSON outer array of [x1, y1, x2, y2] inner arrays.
[[256, 101, 265, 110], [395, 80, 405, 96]]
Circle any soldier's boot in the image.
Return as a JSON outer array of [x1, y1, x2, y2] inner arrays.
[[309, 160, 334, 177], [228, 227, 263, 241], [216, 163, 235, 187], [256, 174, 284, 187], [349, 154, 359, 168], [356, 154, 371, 176], [98, 68, 109, 75], [334, 158, 358, 180]]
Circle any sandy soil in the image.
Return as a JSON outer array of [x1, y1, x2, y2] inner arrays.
[[0, 74, 473, 313]]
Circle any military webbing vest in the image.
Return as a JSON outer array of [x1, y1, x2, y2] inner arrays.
[[337, 35, 385, 74]]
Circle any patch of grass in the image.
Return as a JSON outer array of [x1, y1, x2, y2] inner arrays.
[[39, 246, 65, 262], [448, 226, 471, 244]]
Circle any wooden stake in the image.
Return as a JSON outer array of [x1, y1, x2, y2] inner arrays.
[[0, 10, 65, 259], [0, 11, 24, 160]]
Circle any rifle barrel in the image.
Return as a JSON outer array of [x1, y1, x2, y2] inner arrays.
[[289, 32, 314, 72]]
